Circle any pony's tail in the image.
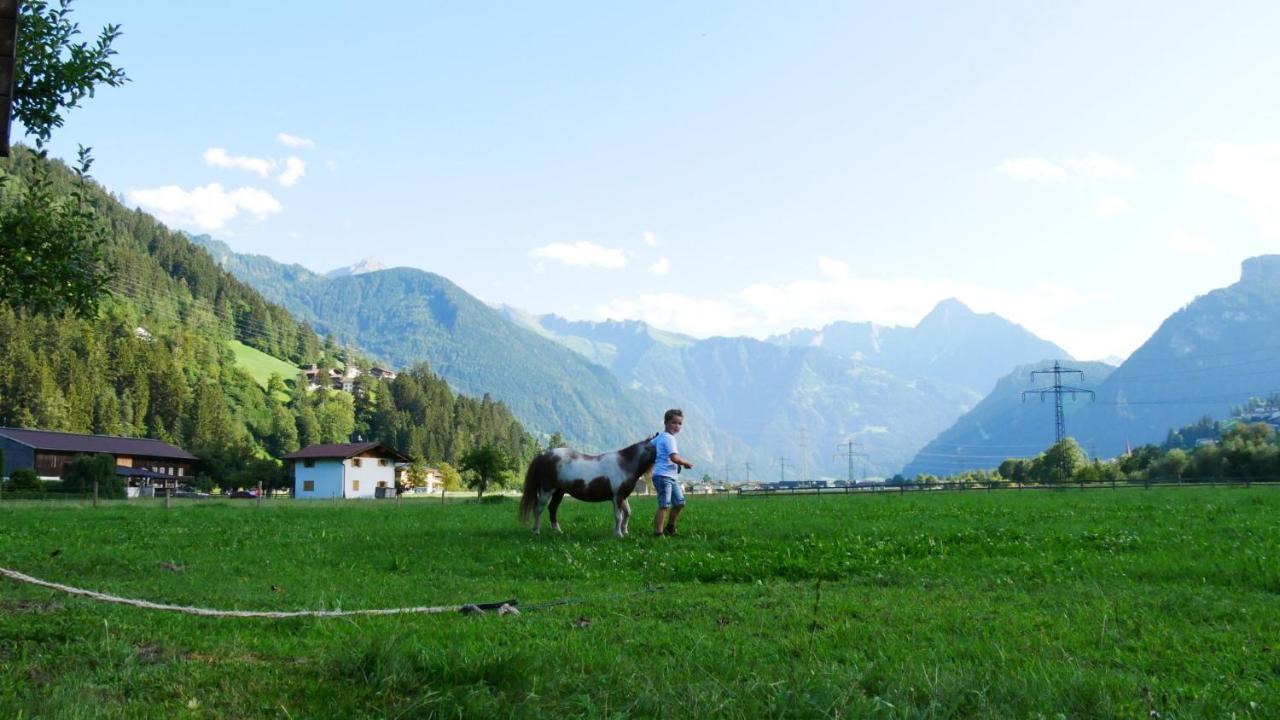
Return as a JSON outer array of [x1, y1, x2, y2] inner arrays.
[[518, 456, 541, 523]]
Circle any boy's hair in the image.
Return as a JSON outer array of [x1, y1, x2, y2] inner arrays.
[[663, 408, 684, 424]]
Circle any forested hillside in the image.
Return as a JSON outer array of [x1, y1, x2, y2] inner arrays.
[[195, 236, 650, 452], [0, 148, 538, 488]]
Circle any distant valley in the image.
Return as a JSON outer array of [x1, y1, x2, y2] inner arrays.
[[197, 236, 1084, 479]]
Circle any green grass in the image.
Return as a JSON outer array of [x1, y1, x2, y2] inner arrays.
[[2, 488, 1279, 718], [227, 339, 297, 400]]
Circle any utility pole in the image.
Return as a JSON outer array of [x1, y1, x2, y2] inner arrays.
[[834, 439, 867, 485], [799, 426, 808, 483], [1022, 360, 1095, 444], [744, 461, 752, 484], [723, 461, 731, 485], [779, 456, 787, 483]]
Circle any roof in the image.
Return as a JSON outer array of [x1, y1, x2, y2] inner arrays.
[[0, 427, 196, 460], [282, 442, 411, 462]]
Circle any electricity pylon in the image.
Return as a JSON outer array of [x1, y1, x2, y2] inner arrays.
[[1022, 360, 1095, 444], [835, 439, 867, 484]]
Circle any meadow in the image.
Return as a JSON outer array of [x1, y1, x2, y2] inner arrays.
[[1, 487, 1278, 719]]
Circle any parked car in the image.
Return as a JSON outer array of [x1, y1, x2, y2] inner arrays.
[[229, 489, 259, 499], [172, 490, 212, 499]]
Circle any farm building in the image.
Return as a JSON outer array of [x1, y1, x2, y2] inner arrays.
[[284, 442, 411, 499], [0, 427, 197, 494]]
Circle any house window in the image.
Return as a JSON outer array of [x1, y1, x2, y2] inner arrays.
[[352, 480, 360, 491], [379, 459, 389, 467], [353, 458, 362, 468], [304, 459, 315, 468], [303, 480, 315, 492]]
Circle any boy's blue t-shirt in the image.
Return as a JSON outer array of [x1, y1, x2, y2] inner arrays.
[[653, 431, 680, 478]]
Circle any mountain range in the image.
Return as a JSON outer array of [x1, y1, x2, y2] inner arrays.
[[905, 255, 1280, 475], [195, 236, 1078, 478]]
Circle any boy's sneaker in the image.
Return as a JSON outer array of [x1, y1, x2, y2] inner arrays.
[[663, 525, 678, 536]]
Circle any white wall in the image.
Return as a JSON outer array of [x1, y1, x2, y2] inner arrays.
[[344, 456, 395, 498]]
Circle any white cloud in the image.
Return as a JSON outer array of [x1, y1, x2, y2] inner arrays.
[[1190, 141, 1280, 236], [643, 231, 659, 247], [595, 293, 752, 337], [650, 257, 670, 275], [127, 183, 283, 231], [997, 157, 1067, 182], [1096, 195, 1130, 218], [597, 270, 1094, 341], [1171, 228, 1213, 255], [529, 241, 627, 269], [204, 147, 274, 177], [817, 256, 848, 280], [277, 132, 316, 149], [998, 153, 1135, 183], [277, 157, 306, 187], [1066, 152, 1136, 180]]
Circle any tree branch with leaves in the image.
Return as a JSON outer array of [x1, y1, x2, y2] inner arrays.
[[1, 0, 127, 318]]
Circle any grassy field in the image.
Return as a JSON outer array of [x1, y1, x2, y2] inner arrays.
[[1, 488, 1278, 718], [227, 340, 298, 400]]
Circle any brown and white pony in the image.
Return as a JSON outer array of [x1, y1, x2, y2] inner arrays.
[[519, 435, 657, 538]]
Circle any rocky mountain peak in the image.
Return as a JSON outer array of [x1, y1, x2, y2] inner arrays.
[[1239, 255, 1280, 288], [327, 257, 386, 278]]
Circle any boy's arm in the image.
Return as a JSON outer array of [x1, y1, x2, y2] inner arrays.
[[670, 452, 694, 470]]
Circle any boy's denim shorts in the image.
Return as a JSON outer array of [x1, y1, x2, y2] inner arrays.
[[653, 475, 685, 509]]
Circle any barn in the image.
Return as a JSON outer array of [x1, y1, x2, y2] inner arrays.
[[0, 427, 196, 494]]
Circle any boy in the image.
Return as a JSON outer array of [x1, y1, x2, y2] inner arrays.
[[652, 408, 694, 536]]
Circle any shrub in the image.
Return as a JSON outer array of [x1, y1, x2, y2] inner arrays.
[[8, 468, 43, 491]]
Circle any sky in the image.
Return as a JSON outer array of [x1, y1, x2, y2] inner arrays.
[[30, 1, 1280, 362]]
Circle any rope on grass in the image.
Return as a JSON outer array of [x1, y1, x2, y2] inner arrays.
[[0, 566, 662, 618]]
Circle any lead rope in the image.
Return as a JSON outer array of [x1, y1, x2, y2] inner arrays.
[[1, 566, 662, 618]]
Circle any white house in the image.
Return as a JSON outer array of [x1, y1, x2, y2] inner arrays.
[[395, 463, 443, 494], [284, 442, 411, 499]]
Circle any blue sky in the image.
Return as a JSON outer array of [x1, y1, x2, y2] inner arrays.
[[32, 1, 1280, 361]]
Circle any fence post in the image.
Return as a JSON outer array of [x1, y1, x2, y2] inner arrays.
[[257, 481, 263, 507], [165, 487, 171, 510], [93, 478, 99, 507]]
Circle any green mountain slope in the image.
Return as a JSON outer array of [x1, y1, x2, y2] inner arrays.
[[0, 149, 537, 484], [193, 237, 648, 451]]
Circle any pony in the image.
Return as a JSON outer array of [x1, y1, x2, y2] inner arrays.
[[519, 435, 657, 538]]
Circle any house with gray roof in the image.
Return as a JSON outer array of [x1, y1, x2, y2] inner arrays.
[[283, 442, 411, 499]]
